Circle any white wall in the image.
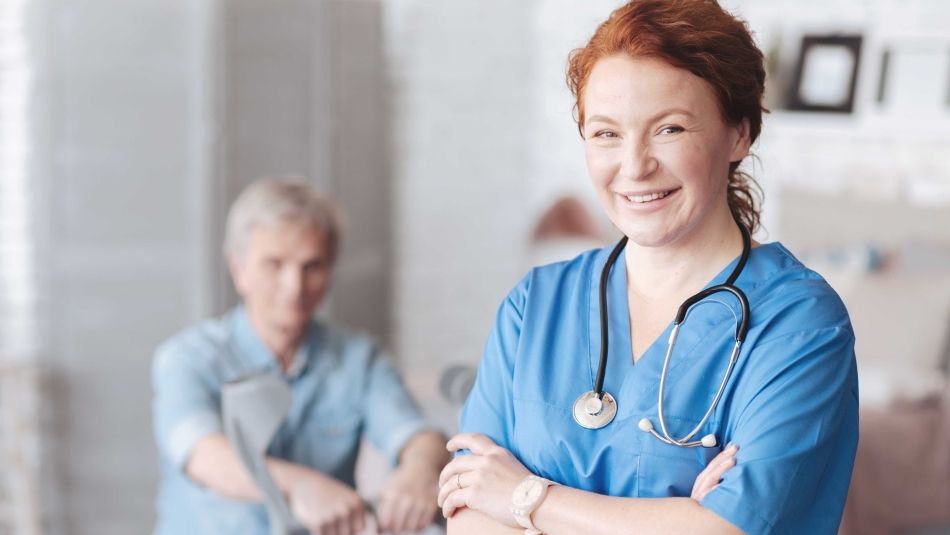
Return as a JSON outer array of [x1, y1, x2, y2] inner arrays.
[[387, 0, 545, 430], [43, 0, 217, 532]]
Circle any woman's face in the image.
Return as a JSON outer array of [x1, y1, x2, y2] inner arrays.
[[583, 55, 750, 248]]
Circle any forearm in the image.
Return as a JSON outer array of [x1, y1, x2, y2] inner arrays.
[[398, 430, 450, 472], [448, 508, 522, 535], [185, 433, 315, 502], [535, 486, 741, 535], [449, 488, 741, 535]]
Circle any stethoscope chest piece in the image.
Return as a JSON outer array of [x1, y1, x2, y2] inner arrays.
[[572, 391, 617, 429]]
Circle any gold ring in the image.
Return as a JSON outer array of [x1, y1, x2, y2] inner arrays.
[[456, 473, 462, 490]]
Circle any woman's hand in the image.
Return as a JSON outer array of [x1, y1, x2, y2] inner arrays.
[[437, 433, 532, 526], [691, 443, 738, 501]]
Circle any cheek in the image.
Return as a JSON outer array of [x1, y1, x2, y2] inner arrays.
[[585, 147, 614, 188], [672, 143, 725, 190], [304, 271, 331, 295]]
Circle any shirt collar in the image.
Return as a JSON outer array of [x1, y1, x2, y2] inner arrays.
[[229, 305, 319, 379]]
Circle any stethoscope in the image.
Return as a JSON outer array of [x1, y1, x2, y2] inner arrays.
[[572, 223, 751, 448]]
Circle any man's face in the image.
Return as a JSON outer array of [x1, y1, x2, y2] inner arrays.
[[229, 219, 332, 337]]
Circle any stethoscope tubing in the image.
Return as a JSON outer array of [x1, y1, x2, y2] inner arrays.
[[584, 222, 752, 447], [593, 236, 629, 399]]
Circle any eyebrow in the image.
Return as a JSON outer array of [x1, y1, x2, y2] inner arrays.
[[584, 108, 696, 128]]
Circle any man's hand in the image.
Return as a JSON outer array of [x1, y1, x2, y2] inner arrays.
[[377, 460, 441, 533], [285, 470, 366, 535]]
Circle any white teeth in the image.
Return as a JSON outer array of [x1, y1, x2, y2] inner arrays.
[[626, 191, 670, 203]]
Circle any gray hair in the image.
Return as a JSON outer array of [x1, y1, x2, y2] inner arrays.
[[224, 176, 341, 261]]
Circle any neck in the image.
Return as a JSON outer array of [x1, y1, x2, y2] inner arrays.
[[624, 211, 744, 301], [246, 308, 307, 371]]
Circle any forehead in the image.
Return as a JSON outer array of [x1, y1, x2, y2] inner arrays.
[[583, 55, 718, 117], [246, 219, 328, 256]]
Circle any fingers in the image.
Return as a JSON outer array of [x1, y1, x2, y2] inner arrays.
[[410, 500, 437, 530], [437, 470, 467, 508], [399, 499, 437, 532], [349, 504, 366, 535], [377, 494, 438, 533], [446, 432, 500, 455], [318, 521, 338, 535], [438, 454, 480, 487], [375, 492, 397, 532], [691, 443, 739, 502], [324, 501, 364, 535], [393, 496, 414, 533], [440, 486, 472, 519]]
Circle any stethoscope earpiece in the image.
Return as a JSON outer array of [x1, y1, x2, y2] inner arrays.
[[577, 223, 752, 449], [638, 418, 653, 432], [638, 417, 719, 448]]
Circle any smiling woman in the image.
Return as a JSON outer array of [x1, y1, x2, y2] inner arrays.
[[582, 55, 751, 254], [439, 1, 858, 534]]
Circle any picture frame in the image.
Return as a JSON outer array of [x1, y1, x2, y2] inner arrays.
[[787, 35, 863, 113], [875, 41, 950, 113]]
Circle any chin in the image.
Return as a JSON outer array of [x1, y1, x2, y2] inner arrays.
[[277, 310, 314, 331], [612, 220, 680, 248]]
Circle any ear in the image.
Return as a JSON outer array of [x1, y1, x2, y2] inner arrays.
[[227, 252, 247, 297], [729, 118, 752, 162]]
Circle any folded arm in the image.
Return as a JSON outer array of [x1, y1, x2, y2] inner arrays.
[[450, 493, 741, 535], [186, 433, 367, 534], [440, 433, 741, 535]]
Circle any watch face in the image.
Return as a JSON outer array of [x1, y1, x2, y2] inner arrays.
[[513, 479, 543, 508]]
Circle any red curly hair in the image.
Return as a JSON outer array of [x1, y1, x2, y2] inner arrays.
[[567, 0, 767, 233]]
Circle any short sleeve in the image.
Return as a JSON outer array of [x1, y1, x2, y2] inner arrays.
[[458, 273, 530, 451], [151, 340, 223, 471], [361, 348, 435, 466], [701, 326, 859, 534]]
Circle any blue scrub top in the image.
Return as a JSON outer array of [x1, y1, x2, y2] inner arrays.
[[460, 242, 858, 534]]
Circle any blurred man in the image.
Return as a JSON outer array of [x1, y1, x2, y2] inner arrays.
[[152, 177, 447, 535]]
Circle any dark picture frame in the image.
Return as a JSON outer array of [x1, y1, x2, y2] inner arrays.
[[787, 35, 863, 113]]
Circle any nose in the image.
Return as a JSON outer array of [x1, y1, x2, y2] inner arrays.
[[279, 265, 305, 297], [618, 139, 658, 182]]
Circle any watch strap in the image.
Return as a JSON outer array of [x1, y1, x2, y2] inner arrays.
[[510, 475, 554, 534]]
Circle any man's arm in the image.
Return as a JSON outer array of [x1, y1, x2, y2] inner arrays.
[[186, 433, 367, 534], [185, 432, 310, 501], [397, 430, 451, 471]]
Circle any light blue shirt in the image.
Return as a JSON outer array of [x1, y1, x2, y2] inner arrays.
[[460, 242, 859, 534], [152, 306, 432, 534]]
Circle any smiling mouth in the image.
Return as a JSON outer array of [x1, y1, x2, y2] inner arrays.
[[623, 188, 679, 204]]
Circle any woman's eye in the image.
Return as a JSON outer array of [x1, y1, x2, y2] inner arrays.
[[659, 126, 684, 135], [594, 130, 618, 139]]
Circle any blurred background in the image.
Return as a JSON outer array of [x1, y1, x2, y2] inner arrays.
[[1, 0, 949, 533]]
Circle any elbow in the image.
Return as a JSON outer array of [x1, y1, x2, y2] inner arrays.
[[184, 434, 249, 498]]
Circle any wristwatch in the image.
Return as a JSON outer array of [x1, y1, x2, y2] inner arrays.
[[510, 475, 555, 535]]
